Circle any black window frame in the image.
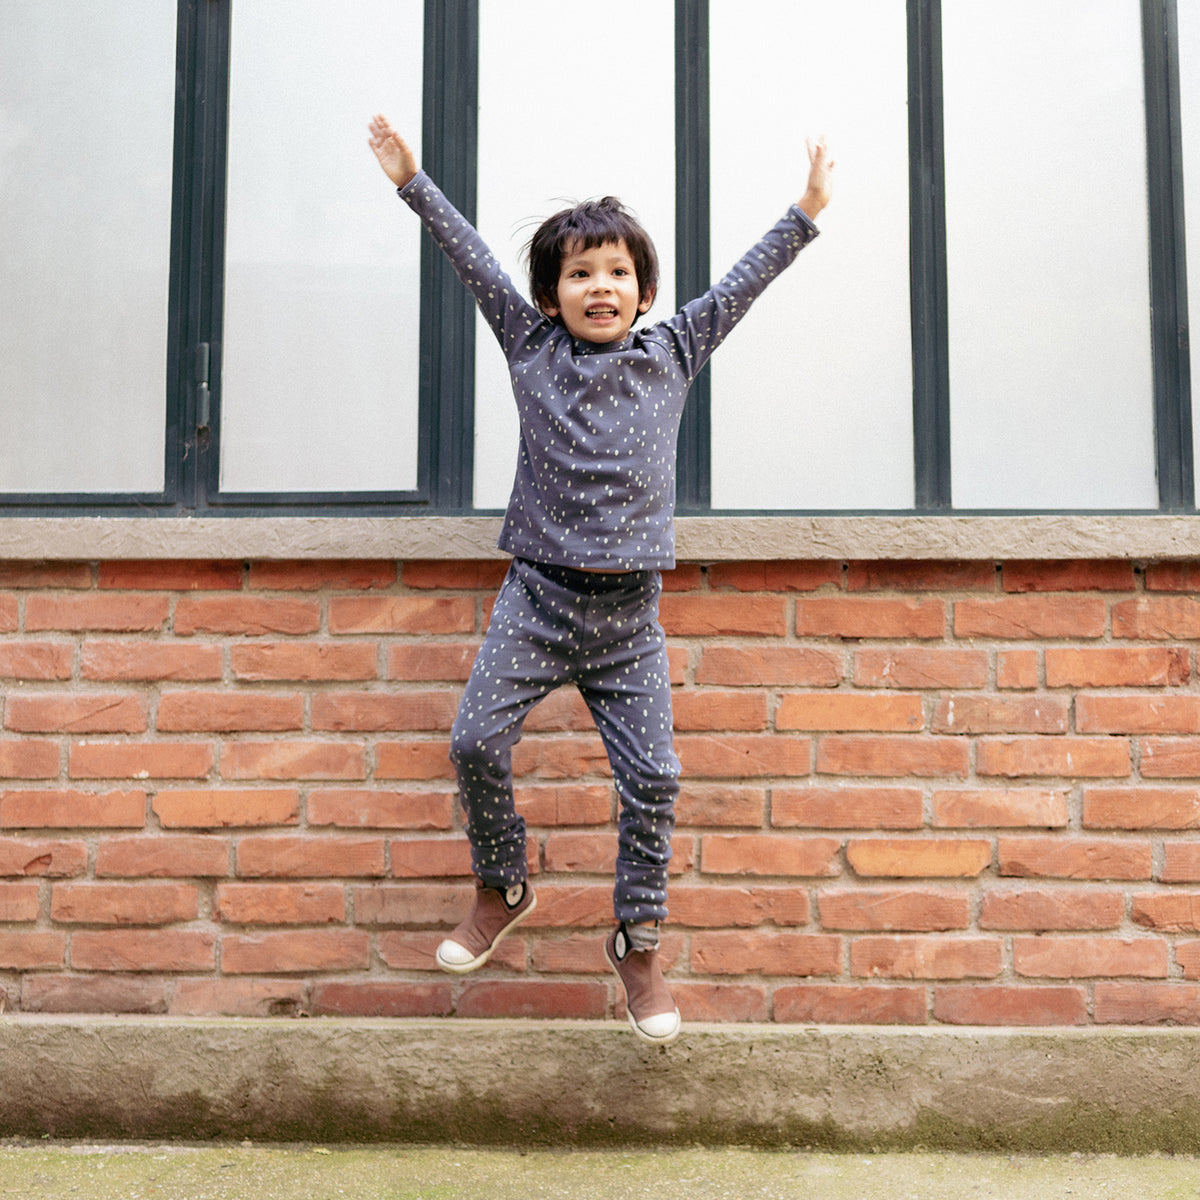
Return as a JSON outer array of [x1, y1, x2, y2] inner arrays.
[[0, 0, 1192, 518]]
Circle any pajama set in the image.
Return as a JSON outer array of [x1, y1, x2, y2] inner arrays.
[[399, 170, 818, 924]]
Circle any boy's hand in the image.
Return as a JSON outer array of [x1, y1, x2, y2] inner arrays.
[[799, 136, 835, 221], [368, 113, 418, 188]]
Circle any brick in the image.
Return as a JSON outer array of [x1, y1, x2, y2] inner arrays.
[[1079, 694, 1200, 735], [529, 933, 607, 974], [390, 837, 475, 878], [174, 596, 320, 636], [308, 788, 455, 830], [0, 564, 90, 589], [676, 734, 811, 778], [457, 980, 607, 1020], [772, 786, 923, 830], [0, 642, 73, 680], [931, 789, 1068, 828], [353, 884, 466, 927], [707, 561, 843, 592], [71, 930, 216, 971], [95, 835, 229, 878], [51, 882, 199, 925], [231, 642, 379, 682], [156, 692, 303, 733], [379, 930, 525, 973], [153, 789, 298, 829], [375, 740, 456, 780], [221, 930, 370, 974], [777, 692, 923, 732], [515, 784, 612, 827], [847, 839, 991, 879], [695, 644, 842, 688], [662, 565, 705, 592], [851, 936, 1002, 979], [774, 984, 927, 1024], [0, 740, 60, 779], [672, 690, 769, 732], [171, 978, 309, 1017], [542, 832, 617, 875], [1115, 597, 1200, 639], [22, 975, 165, 1014], [690, 930, 841, 976], [1094, 982, 1200, 1024], [401, 560, 509, 590], [25, 594, 169, 632], [997, 650, 1040, 690], [69, 741, 214, 780], [98, 560, 242, 590], [656, 884, 810, 928], [1158, 844, 1200, 882], [1002, 560, 1136, 592], [1142, 738, 1200, 778], [1046, 646, 1189, 688], [675, 785, 764, 828], [1084, 787, 1200, 830], [796, 597, 945, 639], [672, 982, 769, 1023], [853, 649, 988, 690], [235, 836, 386, 878], [221, 742, 367, 782], [980, 887, 1124, 930], [999, 837, 1152, 880], [6, 694, 147, 734], [658, 594, 788, 637], [818, 887, 969, 931], [0, 839, 87, 878], [934, 985, 1087, 1026], [701, 834, 840, 877], [311, 691, 459, 732], [215, 883, 345, 925], [816, 736, 969, 778], [0, 932, 66, 969], [79, 640, 223, 682], [522, 688, 594, 733], [933, 695, 1068, 735], [954, 595, 1106, 639], [329, 596, 475, 635], [847, 561, 995, 591], [310, 981, 453, 1018], [977, 738, 1130, 779], [1146, 562, 1200, 592], [1013, 936, 1168, 979], [387, 642, 482, 682], [1132, 893, 1200, 932], [248, 560, 397, 590], [1178, 943, 1200, 978], [512, 734, 610, 779], [0, 882, 39, 922], [0, 595, 14, 631], [0, 789, 145, 829]]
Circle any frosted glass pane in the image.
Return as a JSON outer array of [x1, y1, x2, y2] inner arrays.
[[221, 1, 423, 494], [0, 2, 173, 493], [709, 0, 913, 510], [944, 0, 1156, 510], [474, 0, 675, 510], [1181, 1, 1200, 484]]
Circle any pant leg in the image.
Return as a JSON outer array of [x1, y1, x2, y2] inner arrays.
[[448, 560, 580, 888], [575, 572, 679, 925]]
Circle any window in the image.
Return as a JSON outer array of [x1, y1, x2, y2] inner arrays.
[[0, 0, 1194, 517]]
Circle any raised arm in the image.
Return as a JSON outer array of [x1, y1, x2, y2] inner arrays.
[[368, 113, 418, 189], [799, 135, 835, 222]]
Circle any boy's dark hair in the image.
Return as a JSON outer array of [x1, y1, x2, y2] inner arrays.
[[526, 196, 659, 321]]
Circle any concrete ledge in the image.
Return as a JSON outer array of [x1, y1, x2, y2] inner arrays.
[[3, 1017, 1200, 1150], [3, 513, 1200, 561]]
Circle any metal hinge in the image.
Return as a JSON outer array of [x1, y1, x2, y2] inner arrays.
[[196, 342, 211, 431]]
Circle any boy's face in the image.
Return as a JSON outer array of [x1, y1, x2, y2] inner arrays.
[[541, 238, 654, 344]]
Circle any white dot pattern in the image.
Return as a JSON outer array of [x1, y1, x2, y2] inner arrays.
[[448, 559, 679, 923], [399, 171, 818, 571]]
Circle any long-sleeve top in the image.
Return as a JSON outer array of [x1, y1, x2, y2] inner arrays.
[[399, 170, 818, 570]]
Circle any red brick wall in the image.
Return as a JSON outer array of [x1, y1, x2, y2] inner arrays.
[[2, 556, 1200, 1025]]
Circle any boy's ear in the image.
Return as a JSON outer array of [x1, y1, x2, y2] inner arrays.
[[535, 290, 559, 318], [637, 285, 656, 314]]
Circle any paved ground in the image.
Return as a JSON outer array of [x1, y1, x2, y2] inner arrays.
[[2, 1144, 1200, 1199]]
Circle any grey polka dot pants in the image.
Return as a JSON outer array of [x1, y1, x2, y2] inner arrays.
[[449, 557, 679, 924]]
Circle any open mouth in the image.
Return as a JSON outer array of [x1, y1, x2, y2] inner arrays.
[[586, 306, 618, 319]]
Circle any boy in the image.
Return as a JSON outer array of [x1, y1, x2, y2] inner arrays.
[[368, 114, 833, 1045]]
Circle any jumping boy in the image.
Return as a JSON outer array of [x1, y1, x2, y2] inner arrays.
[[368, 113, 833, 1045]]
